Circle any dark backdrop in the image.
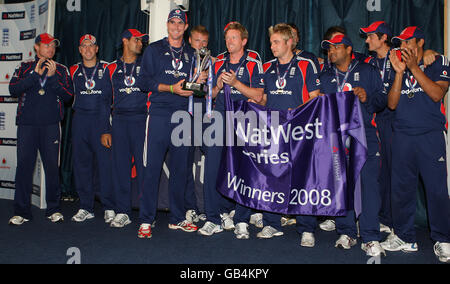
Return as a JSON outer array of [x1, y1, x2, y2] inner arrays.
[[53, 0, 148, 197], [189, 0, 444, 62]]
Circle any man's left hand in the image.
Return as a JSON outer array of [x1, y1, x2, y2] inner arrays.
[[353, 87, 367, 103]]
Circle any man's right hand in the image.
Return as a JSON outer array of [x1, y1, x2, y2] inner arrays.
[[389, 51, 406, 75], [101, 134, 112, 149], [216, 72, 225, 90], [34, 58, 46, 76], [172, 79, 194, 97]]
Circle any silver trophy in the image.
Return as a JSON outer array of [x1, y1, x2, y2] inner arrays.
[[183, 47, 211, 97]]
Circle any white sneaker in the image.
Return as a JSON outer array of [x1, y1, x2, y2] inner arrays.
[[110, 213, 131, 228], [249, 213, 264, 228], [8, 216, 29, 226], [71, 209, 94, 222], [221, 213, 235, 231], [380, 223, 392, 234], [434, 242, 450, 263], [186, 210, 200, 224], [256, 226, 284, 239], [198, 221, 223, 236], [198, 213, 207, 221], [361, 241, 386, 257], [380, 234, 418, 252], [48, 212, 64, 223], [335, 234, 357, 250], [300, 232, 315, 248], [234, 222, 250, 239], [104, 210, 116, 224], [280, 216, 296, 227], [319, 219, 336, 232]]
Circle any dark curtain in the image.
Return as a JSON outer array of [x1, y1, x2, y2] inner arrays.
[[189, 0, 444, 62], [54, 0, 148, 197]]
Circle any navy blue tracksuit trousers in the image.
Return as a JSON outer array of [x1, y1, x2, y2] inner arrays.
[[14, 124, 61, 219], [185, 145, 200, 213], [111, 114, 146, 216], [377, 117, 393, 228], [263, 212, 283, 231], [335, 136, 382, 243], [184, 101, 207, 213], [391, 131, 450, 243], [202, 110, 237, 225], [139, 113, 189, 225], [72, 112, 114, 213]]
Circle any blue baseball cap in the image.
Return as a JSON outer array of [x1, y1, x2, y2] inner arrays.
[[392, 26, 425, 44], [360, 21, 392, 37], [168, 9, 188, 24], [118, 29, 149, 47], [321, 34, 353, 49], [120, 29, 149, 42], [35, 33, 60, 47]]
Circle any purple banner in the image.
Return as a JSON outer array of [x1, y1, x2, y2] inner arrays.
[[217, 86, 367, 217]]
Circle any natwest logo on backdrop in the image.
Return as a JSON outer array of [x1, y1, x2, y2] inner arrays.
[[2, 11, 26, 20], [0, 139, 18, 146], [20, 29, 37, 41], [0, 53, 23, 61], [0, 96, 19, 103]]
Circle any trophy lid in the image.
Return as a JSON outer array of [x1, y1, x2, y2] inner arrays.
[[198, 47, 210, 57]]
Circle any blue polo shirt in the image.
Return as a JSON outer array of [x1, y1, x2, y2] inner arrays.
[[213, 50, 264, 111], [70, 60, 111, 115], [263, 55, 320, 110], [393, 55, 450, 135], [105, 56, 148, 116], [319, 59, 386, 134], [139, 38, 196, 115]]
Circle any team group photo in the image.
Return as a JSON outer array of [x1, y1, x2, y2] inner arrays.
[[0, 0, 449, 265]]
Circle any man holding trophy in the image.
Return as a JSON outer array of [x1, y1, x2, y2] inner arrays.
[[138, 9, 208, 239]]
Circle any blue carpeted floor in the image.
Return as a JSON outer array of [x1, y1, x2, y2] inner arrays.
[[0, 199, 444, 264]]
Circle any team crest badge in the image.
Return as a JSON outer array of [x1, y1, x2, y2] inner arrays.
[[405, 76, 417, 89], [124, 76, 136, 87], [172, 59, 183, 71], [85, 80, 96, 90], [276, 78, 287, 90]]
